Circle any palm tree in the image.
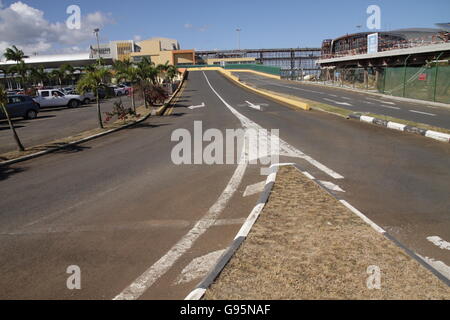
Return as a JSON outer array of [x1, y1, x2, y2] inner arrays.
[[135, 57, 158, 108], [60, 64, 75, 85], [50, 69, 65, 88], [0, 85, 25, 151], [166, 65, 179, 84], [77, 66, 111, 129], [156, 61, 170, 84], [114, 59, 139, 111], [4, 45, 26, 65], [30, 65, 48, 87]]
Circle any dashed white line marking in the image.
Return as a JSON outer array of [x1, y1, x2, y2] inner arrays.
[[243, 181, 266, 197], [409, 110, 436, 117], [341, 97, 353, 101], [427, 236, 450, 251], [380, 105, 400, 110], [175, 250, 226, 285], [323, 98, 353, 106]]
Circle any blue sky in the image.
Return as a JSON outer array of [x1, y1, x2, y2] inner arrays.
[[1, 0, 449, 53]]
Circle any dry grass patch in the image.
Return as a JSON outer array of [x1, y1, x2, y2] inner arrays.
[[205, 166, 450, 300]]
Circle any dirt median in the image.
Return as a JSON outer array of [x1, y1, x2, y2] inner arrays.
[[204, 166, 450, 300]]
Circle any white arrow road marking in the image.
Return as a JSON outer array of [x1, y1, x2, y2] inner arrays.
[[245, 101, 262, 111], [175, 250, 226, 285], [188, 103, 205, 110], [243, 181, 267, 197], [203, 72, 344, 180], [323, 98, 353, 106], [427, 236, 450, 251], [409, 110, 436, 116], [417, 254, 450, 280], [319, 181, 345, 193]]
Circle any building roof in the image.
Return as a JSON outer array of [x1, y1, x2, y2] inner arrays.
[[0, 52, 113, 69]]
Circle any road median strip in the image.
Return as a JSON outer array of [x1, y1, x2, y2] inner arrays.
[[189, 165, 450, 300]]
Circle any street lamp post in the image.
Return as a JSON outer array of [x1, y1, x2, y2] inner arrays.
[[93, 28, 101, 66], [236, 28, 242, 50]]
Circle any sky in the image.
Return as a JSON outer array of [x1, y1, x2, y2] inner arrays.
[[0, 0, 449, 55]]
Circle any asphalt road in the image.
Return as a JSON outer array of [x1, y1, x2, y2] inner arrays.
[[0, 95, 143, 154], [233, 72, 450, 130], [0, 70, 449, 299]]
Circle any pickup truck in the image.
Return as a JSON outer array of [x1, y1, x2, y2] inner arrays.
[[34, 89, 84, 108]]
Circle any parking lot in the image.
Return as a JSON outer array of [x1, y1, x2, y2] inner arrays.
[[0, 95, 144, 155]]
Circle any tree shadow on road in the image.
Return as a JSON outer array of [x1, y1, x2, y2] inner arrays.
[[0, 164, 25, 181], [128, 122, 170, 129], [50, 143, 91, 154]]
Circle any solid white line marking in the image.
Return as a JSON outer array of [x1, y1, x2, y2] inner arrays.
[[319, 181, 345, 193], [417, 254, 450, 280], [203, 72, 344, 180], [409, 110, 436, 117], [175, 249, 226, 285], [427, 236, 450, 251], [114, 143, 248, 300], [339, 200, 386, 234], [243, 181, 266, 197]]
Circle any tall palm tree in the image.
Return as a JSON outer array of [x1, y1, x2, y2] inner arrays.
[[114, 59, 139, 111], [50, 69, 65, 88], [30, 65, 48, 87], [4, 45, 26, 65], [0, 85, 25, 151], [4, 46, 28, 91], [166, 65, 179, 84], [77, 66, 111, 129], [60, 64, 75, 85], [135, 57, 158, 108]]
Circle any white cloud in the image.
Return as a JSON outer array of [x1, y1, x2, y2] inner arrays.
[[0, 1, 114, 56], [133, 35, 142, 42]]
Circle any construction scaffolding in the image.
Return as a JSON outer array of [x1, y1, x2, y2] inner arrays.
[[196, 48, 321, 80]]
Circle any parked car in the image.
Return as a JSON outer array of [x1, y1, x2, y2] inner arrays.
[[0, 95, 40, 120], [113, 84, 131, 96], [34, 89, 83, 108]]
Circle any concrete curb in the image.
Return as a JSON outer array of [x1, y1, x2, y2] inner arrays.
[[218, 69, 310, 111], [348, 114, 450, 143], [0, 72, 187, 167], [186, 163, 449, 300], [184, 164, 290, 300]]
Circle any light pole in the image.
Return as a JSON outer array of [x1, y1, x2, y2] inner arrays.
[[93, 28, 101, 66], [236, 28, 242, 50]]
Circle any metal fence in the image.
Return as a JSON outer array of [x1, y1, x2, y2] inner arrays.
[[317, 64, 450, 104]]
